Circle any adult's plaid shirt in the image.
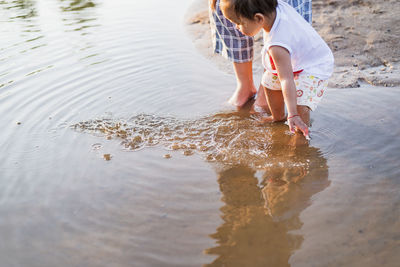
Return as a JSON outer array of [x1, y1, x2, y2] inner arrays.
[[210, 0, 313, 63]]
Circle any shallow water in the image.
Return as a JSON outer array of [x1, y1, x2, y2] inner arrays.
[[1, 0, 400, 266]]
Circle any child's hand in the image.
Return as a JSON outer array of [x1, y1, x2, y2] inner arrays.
[[287, 115, 310, 139]]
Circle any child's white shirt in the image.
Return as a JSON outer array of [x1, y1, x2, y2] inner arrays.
[[262, 0, 334, 80]]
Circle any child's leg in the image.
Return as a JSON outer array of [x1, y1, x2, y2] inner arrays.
[[261, 92, 310, 125], [253, 84, 271, 112], [262, 87, 286, 122]]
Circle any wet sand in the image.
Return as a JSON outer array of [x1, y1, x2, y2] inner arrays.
[[185, 0, 400, 88]]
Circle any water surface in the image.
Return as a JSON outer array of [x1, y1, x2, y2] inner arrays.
[[1, 0, 399, 266]]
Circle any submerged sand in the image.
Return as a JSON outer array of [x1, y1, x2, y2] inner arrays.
[[185, 0, 400, 88]]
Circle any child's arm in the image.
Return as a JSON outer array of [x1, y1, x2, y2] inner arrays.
[[269, 46, 309, 138]]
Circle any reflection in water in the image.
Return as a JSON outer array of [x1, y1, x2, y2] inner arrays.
[[57, 0, 102, 64], [0, 0, 41, 87], [1, 0, 37, 20], [59, 0, 96, 12], [205, 139, 329, 267], [0, 0, 101, 86], [75, 111, 330, 266], [59, 0, 99, 35], [205, 167, 298, 267], [0, 0, 38, 34]]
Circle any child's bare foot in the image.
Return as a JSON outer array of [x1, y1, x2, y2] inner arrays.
[[260, 115, 275, 123], [258, 115, 286, 123], [228, 84, 257, 107]]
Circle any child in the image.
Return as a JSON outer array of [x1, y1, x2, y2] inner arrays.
[[219, 0, 334, 138], [210, 0, 313, 108]]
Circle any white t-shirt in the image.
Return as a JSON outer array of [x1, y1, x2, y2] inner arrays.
[[262, 0, 334, 80]]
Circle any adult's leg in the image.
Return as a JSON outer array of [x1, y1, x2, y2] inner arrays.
[[210, 0, 256, 108], [283, 0, 312, 23], [229, 61, 257, 107]]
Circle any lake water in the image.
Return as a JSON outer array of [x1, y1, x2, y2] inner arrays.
[[1, 0, 399, 266]]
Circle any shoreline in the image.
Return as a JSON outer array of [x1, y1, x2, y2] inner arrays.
[[184, 0, 400, 88]]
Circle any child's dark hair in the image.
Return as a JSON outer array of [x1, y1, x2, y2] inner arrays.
[[212, 0, 278, 19]]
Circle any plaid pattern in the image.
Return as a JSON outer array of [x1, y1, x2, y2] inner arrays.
[[287, 0, 313, 23], [210, 0, 313, 63]]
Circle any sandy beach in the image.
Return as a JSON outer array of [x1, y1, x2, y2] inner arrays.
[[185, 0, 400, 88]]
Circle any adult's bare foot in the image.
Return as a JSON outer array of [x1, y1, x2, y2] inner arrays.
[[228, 84, 257, 107], [230, 61, 257, 108]]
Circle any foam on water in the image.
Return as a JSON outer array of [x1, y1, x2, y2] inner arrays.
[[73, 112, 318, 169]]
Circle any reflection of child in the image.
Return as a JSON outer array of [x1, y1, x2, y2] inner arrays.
[[219, 0, 334, 138]]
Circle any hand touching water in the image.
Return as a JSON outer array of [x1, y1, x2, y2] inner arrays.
[[287, 115, 310, 140]]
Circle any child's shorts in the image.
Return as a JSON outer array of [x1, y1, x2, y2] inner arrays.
[[261, 71, 328, 111]]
